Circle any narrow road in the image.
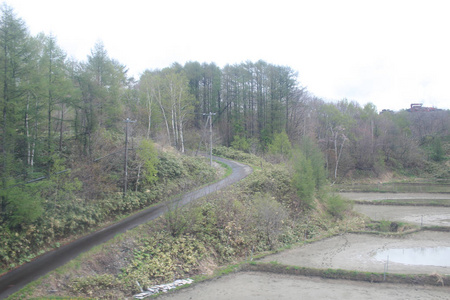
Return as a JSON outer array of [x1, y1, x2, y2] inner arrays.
[[0, 156, 252, 299]]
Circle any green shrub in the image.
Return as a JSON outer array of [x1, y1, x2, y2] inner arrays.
[[157, 152, 186, 180], [213, 146, 261, 165], [252, 194, 289, 248], [326, 194, 350, 219], [379, 220, 391, 232], [0, 181, 44, 228], [231, 135, 250, 152], [243, 165, 293, 202], [163, 202, 190, 237], [268, 131, 292, 159], [431, 137, 445, 162], [291, 149, 315, 207], [298, 137, 327, 190], [137, 139, 159, 185], [181, 155, 216, 181]]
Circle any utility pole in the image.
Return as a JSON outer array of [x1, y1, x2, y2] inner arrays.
[[123, 118, 136, 196], [202, 112, 216, 166]]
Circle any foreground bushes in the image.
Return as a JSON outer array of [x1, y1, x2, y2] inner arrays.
[[119, 233, 206, 292]]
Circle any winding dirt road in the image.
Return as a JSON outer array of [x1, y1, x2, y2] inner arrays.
[[0, 156, 252, 299]]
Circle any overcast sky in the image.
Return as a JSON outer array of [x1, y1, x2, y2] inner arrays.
[[4, 0, 450, 112]]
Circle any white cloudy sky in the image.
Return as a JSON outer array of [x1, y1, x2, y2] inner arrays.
[[4, 0, 450, 111]]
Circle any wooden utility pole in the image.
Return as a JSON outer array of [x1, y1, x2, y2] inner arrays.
[[203, 112, 216, 166], [123, 118, 136, 196]]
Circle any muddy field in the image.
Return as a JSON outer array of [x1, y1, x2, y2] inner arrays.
[[158, 272, 450, 300], [353, 204, 450, 226], [345, 192, 450, 226], [260, 231, 450, 275], [157, 192, 450, 299]]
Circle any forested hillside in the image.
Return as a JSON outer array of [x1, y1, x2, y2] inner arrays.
[[0, 4, 449, 271]]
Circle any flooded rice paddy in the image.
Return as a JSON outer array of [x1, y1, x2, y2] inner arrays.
[[159, 192, 450, 299], [374, 247, 450, 267]]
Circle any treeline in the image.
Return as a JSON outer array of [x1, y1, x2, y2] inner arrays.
[[1, 6, 449, 224], [137, 64, 449, 181], [0, 6, 130, 181]]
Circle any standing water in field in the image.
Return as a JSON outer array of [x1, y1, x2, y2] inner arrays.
[[375, 247, 450, 267]]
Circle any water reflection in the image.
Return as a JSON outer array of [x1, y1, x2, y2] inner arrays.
[[375, 247, 450, 267]]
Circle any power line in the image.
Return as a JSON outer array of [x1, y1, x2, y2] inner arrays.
[[1, 169, 71, 191]]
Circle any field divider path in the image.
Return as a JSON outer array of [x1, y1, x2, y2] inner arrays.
[[0, 156, 252, 299]]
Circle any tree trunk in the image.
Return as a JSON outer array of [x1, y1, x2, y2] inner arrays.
[[26, 92, 31, 165], [30, 94, 39, 168], [171, 104, 177, 148], [333, 132, 346, 180], [58, 103, 64, 152], [155, 88, 171, 145], [146, 87, 152, 139], [48, 48, 53, 158], [180, 117, 185, 153]]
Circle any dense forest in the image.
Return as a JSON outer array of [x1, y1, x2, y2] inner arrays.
[[0, 5, 449, 269]]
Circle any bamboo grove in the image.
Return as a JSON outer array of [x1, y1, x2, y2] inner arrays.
[[1, 5, 449, 228]]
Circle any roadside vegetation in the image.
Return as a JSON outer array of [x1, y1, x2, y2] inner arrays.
[[0, 146, 217, 273], [10, 146, 362, 299]]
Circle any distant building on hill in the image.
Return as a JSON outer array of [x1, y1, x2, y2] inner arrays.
[[379, 103, 444, 114], [406, 103, 439, 112]]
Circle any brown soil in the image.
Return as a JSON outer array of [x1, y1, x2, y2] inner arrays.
[[353, 204, 450, 227]]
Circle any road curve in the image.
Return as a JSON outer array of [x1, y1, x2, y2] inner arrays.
[[0, 156, 252, 299]]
